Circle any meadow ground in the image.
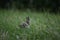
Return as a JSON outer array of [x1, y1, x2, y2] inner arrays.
[[0, 9, 60, 40]]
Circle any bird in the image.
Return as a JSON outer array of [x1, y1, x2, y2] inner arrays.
[[19, 16, 30, 28]]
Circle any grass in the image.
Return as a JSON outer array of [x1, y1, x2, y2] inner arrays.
[[0, 9, 60, 40]]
